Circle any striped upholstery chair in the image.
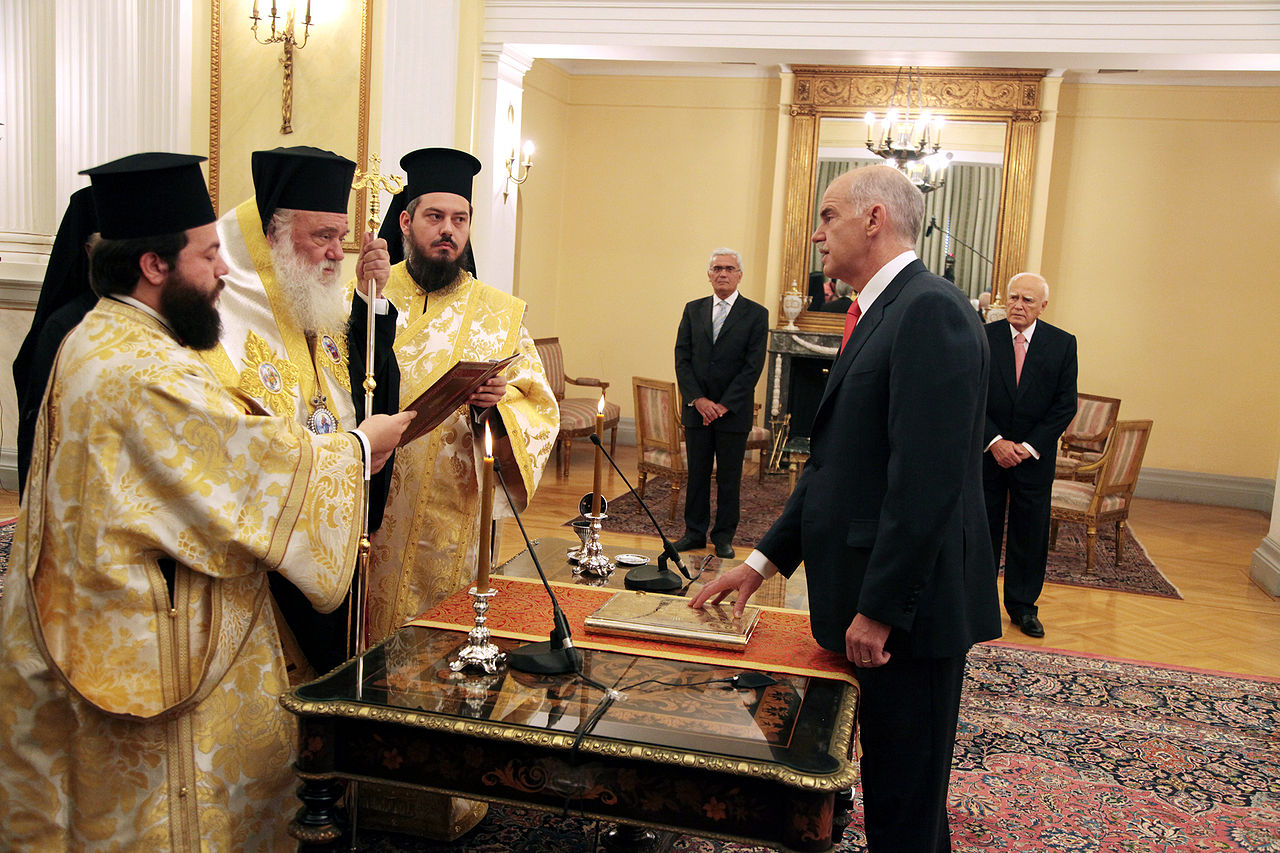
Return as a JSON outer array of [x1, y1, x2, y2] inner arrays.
[[1049, 419, 1153, 575], [745, 404, 773, 482], [1055, 393, 1121, 483], [533, 337, 620, 478], [632, 377, 688, 521]]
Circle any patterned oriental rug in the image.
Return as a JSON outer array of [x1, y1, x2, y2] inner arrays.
[[350, 643, 1279, 852], [584, 476, 1182, 599], [1, 522, 1273, 849]]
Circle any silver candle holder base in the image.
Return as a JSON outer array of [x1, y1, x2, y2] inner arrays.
[[575, 511, 615, 578], [449, 587, 507, 675]]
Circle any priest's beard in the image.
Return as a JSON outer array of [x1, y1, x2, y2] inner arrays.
[[405, 235, 465, 294], [270, 227, 349, 335], [161, 271, 223, 351]]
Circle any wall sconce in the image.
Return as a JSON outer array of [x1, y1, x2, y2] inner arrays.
[[250, 1, 313, 134], [503, 140, 534, 203]]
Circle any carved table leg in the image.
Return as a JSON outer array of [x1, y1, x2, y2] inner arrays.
[[290, 776, 348, 852], [600, 823, 677, 853], [832, 786, 856, 844]]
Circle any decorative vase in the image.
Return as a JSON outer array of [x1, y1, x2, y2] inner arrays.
[[781, 280, 804, 330]]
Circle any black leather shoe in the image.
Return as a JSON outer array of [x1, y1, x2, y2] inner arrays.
[[673, 535, 705, 552], [1014, 613, 1045, 638], [713, 542, 735, 560]]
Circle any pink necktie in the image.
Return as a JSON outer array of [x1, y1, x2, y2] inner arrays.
[[840, 300, 862, 350], [1014, 332, 1027, 385]]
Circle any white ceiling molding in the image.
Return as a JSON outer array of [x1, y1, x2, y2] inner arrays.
[[484, 1, 1280, 79]]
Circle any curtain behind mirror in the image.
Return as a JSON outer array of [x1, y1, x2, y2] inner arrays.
[[811, 160, 1002, 301]]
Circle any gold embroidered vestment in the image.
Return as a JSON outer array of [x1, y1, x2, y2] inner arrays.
[[0, 300, 364, 850], [366, 265, 558, 640]]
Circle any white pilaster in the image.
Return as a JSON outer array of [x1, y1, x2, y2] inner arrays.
[[0, 0, 56, 244], [1250, 452, 1280, 597], [378, 0, 460, 172], [474, 44, 532, 295], [0, 0, 191, 281]]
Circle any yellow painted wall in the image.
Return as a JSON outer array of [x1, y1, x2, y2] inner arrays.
[[516, 66, 781, 421], [1040, 83, 1280, 480]]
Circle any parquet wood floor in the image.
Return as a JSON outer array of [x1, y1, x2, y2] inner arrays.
[[3, 445, 1275, 677]]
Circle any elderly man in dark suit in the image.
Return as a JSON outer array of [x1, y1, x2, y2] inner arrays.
[[692, 165, 1000, 852], [983, 273, 1078, 638], [673, 248, 769, 560]]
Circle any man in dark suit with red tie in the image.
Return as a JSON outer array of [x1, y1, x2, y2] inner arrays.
[[692, 166, 1000, 852], [983, 273, 1078, 638], [673, 248, 769, 560]]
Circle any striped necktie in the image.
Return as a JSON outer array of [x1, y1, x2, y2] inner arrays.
[[712, 299, 728, 343]]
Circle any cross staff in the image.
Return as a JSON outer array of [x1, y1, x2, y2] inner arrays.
[[348, 154, 404, 659]]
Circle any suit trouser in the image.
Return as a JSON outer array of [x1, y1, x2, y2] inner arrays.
[[682, 426, 748, 546], [983, 461, 1053, 618], [854, 653, 967, 853]]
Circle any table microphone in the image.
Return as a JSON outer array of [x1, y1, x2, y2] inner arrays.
[[494, 460, 583, 675], [588, 433, 692, 594]]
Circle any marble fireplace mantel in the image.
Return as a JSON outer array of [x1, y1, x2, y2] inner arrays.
[[765, 328, 841, 427]]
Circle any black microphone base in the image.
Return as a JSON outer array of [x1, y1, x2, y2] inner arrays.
[[624, 565, 684, 594], [507, 640, 582, 674]]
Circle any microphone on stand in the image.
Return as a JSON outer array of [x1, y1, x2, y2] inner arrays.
[[493, 459, 583, 675], [588, 433, 696, 594], [925, 217, 936, 237]]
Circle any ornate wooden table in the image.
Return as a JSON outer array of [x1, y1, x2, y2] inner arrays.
[[282, 621, 858, 851]]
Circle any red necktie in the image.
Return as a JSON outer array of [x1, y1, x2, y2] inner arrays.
[[840, 299, 862, 350], [1014, 332, 1027, 385]]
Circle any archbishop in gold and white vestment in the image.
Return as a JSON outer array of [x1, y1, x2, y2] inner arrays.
[[0, 298, 366, 850], [366, 266, 558, 640]]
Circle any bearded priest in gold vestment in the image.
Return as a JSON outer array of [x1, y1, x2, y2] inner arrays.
[[359, 148, 558, 641], [351, 150, 557, 839], [201, 146, 402, 678], [0, 153, 412, 850]]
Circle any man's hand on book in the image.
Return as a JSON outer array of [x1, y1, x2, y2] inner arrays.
[[469, 375, 507, 408]]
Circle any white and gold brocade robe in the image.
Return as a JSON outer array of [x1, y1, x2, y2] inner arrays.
[[0, 299, 365, 851], [200, 200, 358, 431], [367, 265, 558, 639]]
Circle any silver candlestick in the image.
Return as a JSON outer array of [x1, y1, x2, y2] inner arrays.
[[449, 587, 507, 674], [575, 511, 615, 578]]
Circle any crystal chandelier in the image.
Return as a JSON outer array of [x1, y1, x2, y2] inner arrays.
[[863, 68, 953, 193]]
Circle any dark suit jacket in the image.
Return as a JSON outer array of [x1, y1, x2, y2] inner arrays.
[[983, 318, 1078, 484], [756, 260, 1001, 657], [674, 293, 769, 432]]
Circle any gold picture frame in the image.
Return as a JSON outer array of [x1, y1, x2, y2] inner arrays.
[[207, 0, 373, 251], [782, 65, 1045, 331]]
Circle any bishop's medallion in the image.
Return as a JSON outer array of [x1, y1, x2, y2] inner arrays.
[[307, 394, 339, 434]]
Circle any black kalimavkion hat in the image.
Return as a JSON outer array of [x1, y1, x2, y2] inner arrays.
[[251, 145, 357, 233], [79, 152, 215, 240]]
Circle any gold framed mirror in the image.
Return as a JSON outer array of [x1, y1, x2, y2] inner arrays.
[[207, 0, 373, 251], [780, 66, 1045, 331]]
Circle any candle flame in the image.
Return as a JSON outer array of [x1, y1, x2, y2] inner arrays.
[[597, 393, 605, 415], [484, 421, 493, 457]]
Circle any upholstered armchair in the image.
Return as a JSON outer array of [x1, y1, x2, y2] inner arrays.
[[533, 337, 620, 478], [1049, 419, 1153, 574], [632, 377, 688, 521], [1055, 393, 1122, 482]]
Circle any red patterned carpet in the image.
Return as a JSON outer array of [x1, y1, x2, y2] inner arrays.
[[2, 521, 1272, 850], [352, 644, 1279, 852]]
